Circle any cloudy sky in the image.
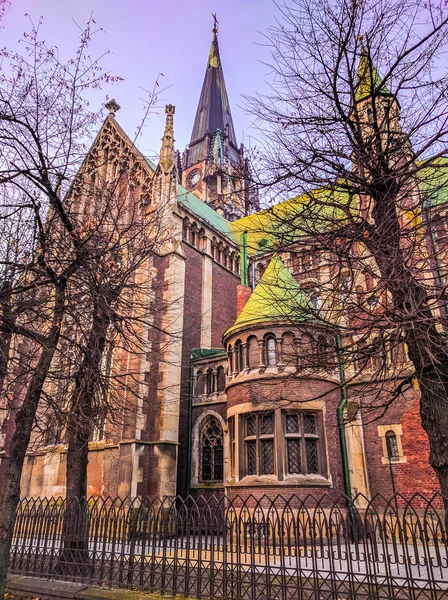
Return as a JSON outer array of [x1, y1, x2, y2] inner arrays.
[[2, 0, 276, 161]]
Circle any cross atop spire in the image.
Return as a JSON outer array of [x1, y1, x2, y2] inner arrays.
[[212, 13, 219, 35]]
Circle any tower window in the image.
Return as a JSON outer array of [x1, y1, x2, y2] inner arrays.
[[234, 340, 244, 373], [265, 335, 276, 366], [216, 366, 226, 392], [199, 417, 224, 482], [205, 368, 214, 395], [378, 424, 406, 464]]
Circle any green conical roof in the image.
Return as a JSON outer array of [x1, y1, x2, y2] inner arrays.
[[355, 48, 390, 103], [224, 255, 316, 337]]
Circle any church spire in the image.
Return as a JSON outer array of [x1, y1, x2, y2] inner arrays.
[[181, 19, 258, 220], [185, 19, 238, 167], [355, 35, 391, 104]]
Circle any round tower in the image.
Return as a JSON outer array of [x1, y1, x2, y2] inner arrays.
[[222, 255, 346, 500]]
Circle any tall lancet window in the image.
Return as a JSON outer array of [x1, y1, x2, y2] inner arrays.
[[199, 417, 224, 482]]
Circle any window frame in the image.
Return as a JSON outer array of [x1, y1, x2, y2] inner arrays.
[[378, 424, 407, 465], [243, 412, 275, 476], [283, 411, 322, 476], [235, 408, 327, 481], [264, 335, 277, 367], [385, 430, 399, 461]]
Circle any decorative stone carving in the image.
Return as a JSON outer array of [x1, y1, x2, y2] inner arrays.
[[105, 99, 121, 116]]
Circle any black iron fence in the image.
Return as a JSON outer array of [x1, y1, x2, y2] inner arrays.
[[9, 493, 448, 600]]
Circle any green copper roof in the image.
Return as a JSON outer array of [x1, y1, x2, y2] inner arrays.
[[141, 152, 238, 241], [418, 158, 448, 208], [355, 50, 390, 103], [177, 183, 239, 241], [230, 185, 353, 256], [224, 255, 316, 337], [191, 348, 227, 360]]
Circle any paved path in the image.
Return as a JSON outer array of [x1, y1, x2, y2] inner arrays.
[[7, 574, 170, 600]]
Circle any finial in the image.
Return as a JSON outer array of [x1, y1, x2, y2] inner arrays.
[[212, 12, 219, 35], [105, 99, 121, 116], [165, 104, 175, 116]]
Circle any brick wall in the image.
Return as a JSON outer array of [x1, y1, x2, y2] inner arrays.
[[358, 387, 439, 498], [137, 253, 170, 497], [176, 244, 204, 496], [211, 262, 238, 347], [226, 375, 346, 502]]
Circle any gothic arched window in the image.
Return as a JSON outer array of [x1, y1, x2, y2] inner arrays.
[[205, 369, 214, 395], [199, 417, 224, 482], [217, 366, 226, 392]]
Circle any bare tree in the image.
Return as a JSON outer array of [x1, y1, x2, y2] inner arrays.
[[0, 17, 125, 595], [246, 0, 448, 506], [53, 146, 173, 567], [0, 13, 175, 587]]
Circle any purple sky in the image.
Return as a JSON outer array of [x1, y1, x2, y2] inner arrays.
[[2, 0, 276, 160]]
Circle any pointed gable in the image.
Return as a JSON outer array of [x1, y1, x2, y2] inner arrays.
[[225, 255, 316, 336]]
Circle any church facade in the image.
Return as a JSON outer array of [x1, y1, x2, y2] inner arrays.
[[13, 26, 446, 502]]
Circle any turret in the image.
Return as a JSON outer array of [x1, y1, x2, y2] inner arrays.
[[352, 37, 407, 168], [222, 255, 339, 491], [152, 104, 178, 209]]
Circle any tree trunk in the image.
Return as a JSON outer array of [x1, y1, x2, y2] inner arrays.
[[0, 283, 15, 487], [365, 183, 448, 523], [408, 347, 448, 524], [59, 291, 113, 574], [0, 282, 13, 394], [0, 281, 65, 599]]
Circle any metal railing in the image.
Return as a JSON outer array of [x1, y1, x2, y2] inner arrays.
[[10, 493, 448, 599]]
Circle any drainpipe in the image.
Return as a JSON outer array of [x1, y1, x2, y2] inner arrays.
[[336, 333, 363, 539], [240, 231, 249, 287], [336, 333, 352, 500], [186, 363, 194, 498]]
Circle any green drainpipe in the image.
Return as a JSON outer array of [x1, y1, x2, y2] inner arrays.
[[240, 231, 249, 287], [336, 334, 364, 539], [186, 363, 194, 498], [336, 333, 352, 500]]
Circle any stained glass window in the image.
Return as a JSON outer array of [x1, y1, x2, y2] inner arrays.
[[199, 417, 224, 482]]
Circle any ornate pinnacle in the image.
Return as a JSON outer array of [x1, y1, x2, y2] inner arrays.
[[159, 104, 176, 174], [105, 99, 121, 116]]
